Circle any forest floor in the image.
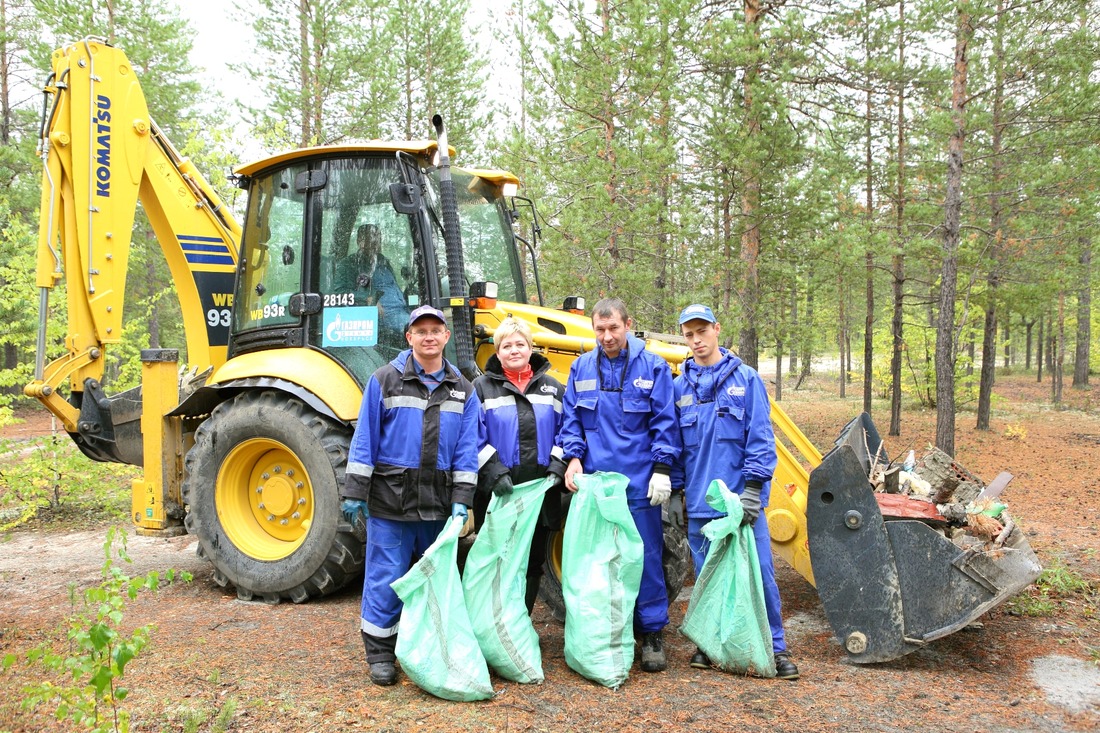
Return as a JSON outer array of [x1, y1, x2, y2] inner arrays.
[[1, 370, 1099, 732]]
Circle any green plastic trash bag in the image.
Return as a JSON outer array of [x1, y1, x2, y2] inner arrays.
[[462, 476, 554, 683], [392, 515, 494, 701], [680, 479, 776, 678], [562, 472, 644, 688]]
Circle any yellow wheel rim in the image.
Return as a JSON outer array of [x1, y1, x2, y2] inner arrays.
[[547, 527, 564, 583], [216, 438, 314, 561]]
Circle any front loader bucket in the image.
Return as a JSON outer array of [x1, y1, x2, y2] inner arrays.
[[806, 413, 1042, 663]]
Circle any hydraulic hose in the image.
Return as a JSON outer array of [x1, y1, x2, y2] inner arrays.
[[432, 114, 479, 380]]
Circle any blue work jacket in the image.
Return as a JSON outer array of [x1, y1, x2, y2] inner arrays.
[[559, 334, 680, 504], [672, 348, 777, 519], [344, 350, 480, 520]]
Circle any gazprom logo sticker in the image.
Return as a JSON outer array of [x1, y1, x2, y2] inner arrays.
[[727, 385, 746, 397], [322, 307, 378, 347], [540, 385, 557, 394], [450, 390, 466, 400], [633, 377, 654, 389]]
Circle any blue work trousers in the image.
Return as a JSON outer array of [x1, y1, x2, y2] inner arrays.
[[687, 512, 787, 654], [360, 515, 447, 663], [630, 502, 669, 633]]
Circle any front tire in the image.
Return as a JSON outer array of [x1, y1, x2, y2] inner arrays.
[[182, 390, 362, 603], [539, 506, 690, 623]]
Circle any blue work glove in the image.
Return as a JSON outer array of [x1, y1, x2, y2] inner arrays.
[[451, 502, 468, 522], [740, 480, 763, 526], [340, 498, 369, 524]]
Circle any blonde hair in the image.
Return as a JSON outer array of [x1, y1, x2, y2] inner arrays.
[[493, 317, 533, 351]]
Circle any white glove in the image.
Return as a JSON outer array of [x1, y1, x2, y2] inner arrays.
[[647, 471, 672, 506]]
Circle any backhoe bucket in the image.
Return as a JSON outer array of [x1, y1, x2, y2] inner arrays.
[[806, 413, 1042, 663]]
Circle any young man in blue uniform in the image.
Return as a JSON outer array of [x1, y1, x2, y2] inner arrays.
[[672, 304, 799, 680], [340, 304, 480, 686], [560, 298, 681, 672]]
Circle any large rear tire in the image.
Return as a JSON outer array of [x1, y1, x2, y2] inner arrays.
[[182, 390, 362, 603], [539, 505, 690, 623]]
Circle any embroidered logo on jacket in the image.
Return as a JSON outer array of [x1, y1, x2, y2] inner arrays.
[[727, 385, 746, 396], [540, 385, 557, 394], [633, 377, 654, 389], [450, 390, 466, 400]]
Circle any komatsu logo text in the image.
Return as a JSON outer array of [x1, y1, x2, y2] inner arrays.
[[94, 95, 112, 197]]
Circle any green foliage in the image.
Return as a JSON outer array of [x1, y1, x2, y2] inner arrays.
[[9, 526, 190, 732], [0, 435, 136, 530], [1007, 557, 1095, 618]]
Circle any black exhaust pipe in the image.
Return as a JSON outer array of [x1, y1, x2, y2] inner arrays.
[[431, 114, 479, 381]]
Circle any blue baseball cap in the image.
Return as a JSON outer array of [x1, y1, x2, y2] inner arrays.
[[406, 304, 447, 331], [678, 304, 717, 325]]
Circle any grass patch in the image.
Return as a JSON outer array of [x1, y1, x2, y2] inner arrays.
[[1006, 557, 1096, 618]]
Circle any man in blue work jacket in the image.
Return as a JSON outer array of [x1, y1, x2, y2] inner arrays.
[[560, 297, 681, 672], [672, 303, 799, 680], [340, 304, 480, 687]]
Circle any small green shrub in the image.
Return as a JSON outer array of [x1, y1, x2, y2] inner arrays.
[[3, 527, 190, 732], [1006, 558, 1095, 618], [0, 436, 136, 530]]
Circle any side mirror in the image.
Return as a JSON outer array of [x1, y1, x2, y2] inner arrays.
[[288, 293, 322, 317], [562, 295, 585, 314], [390, 183, 422, 214]]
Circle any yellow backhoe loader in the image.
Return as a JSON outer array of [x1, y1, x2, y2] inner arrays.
[[26, 39, 1039, 663]]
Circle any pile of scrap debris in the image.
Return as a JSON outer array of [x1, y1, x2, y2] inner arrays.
[[868, 447, 1019, 550]]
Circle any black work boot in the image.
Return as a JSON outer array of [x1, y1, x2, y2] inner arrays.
[[640, 631, 667, 673], [369, 661, 397, 686], [774, 652, 800, 680], [690, 646, 711, 669]]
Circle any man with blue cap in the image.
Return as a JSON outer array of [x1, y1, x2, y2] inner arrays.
[[340, 304, 481, 686], [672, 304, 800, 680]]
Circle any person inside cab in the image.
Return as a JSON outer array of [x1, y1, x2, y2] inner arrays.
[[338, 223, 409, 338]]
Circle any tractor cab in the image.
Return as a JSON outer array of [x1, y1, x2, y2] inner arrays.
[[230, 144, 527, 385]]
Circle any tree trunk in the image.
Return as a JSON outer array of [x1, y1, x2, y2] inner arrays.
[[738, 0, 763, 369], [1037, 313, 1044, 382], [1053, 292, 1065, 403], [977, 0, 1005, 432], [789, 286, 799, 376], [775, 338, 783, 401], [936, 2, 973, 457], [863, 2, 875, 415], [976, 303, 997, 430], [1002, 316, 1010, 368], [1073, 237, 1091, 387], [1025, 319, 1034, 370], [838, 272, 846, 399], [889, 0, 907, 438], [799, 288, 814, 387]]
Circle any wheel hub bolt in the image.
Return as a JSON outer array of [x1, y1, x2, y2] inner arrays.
[[297, 498, 306, 505], [279, 519, 288, 525], [292, 512, 301, 519], [258, 503, 266, 510], [262, 472, 270, 480], [296, 482, 304, 490], [286, 469, 294, 477], [266, 515, 275, 522], [256, 486, 263, 493], [274, 466, 281, 473]]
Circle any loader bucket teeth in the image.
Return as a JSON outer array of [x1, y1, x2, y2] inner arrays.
[[806, 413, 1042, 664]]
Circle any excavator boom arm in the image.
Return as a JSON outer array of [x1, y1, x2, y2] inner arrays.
[[25, 39, 240, 432]]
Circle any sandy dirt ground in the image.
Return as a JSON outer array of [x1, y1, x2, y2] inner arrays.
[[1, 371, 1098, 732]]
